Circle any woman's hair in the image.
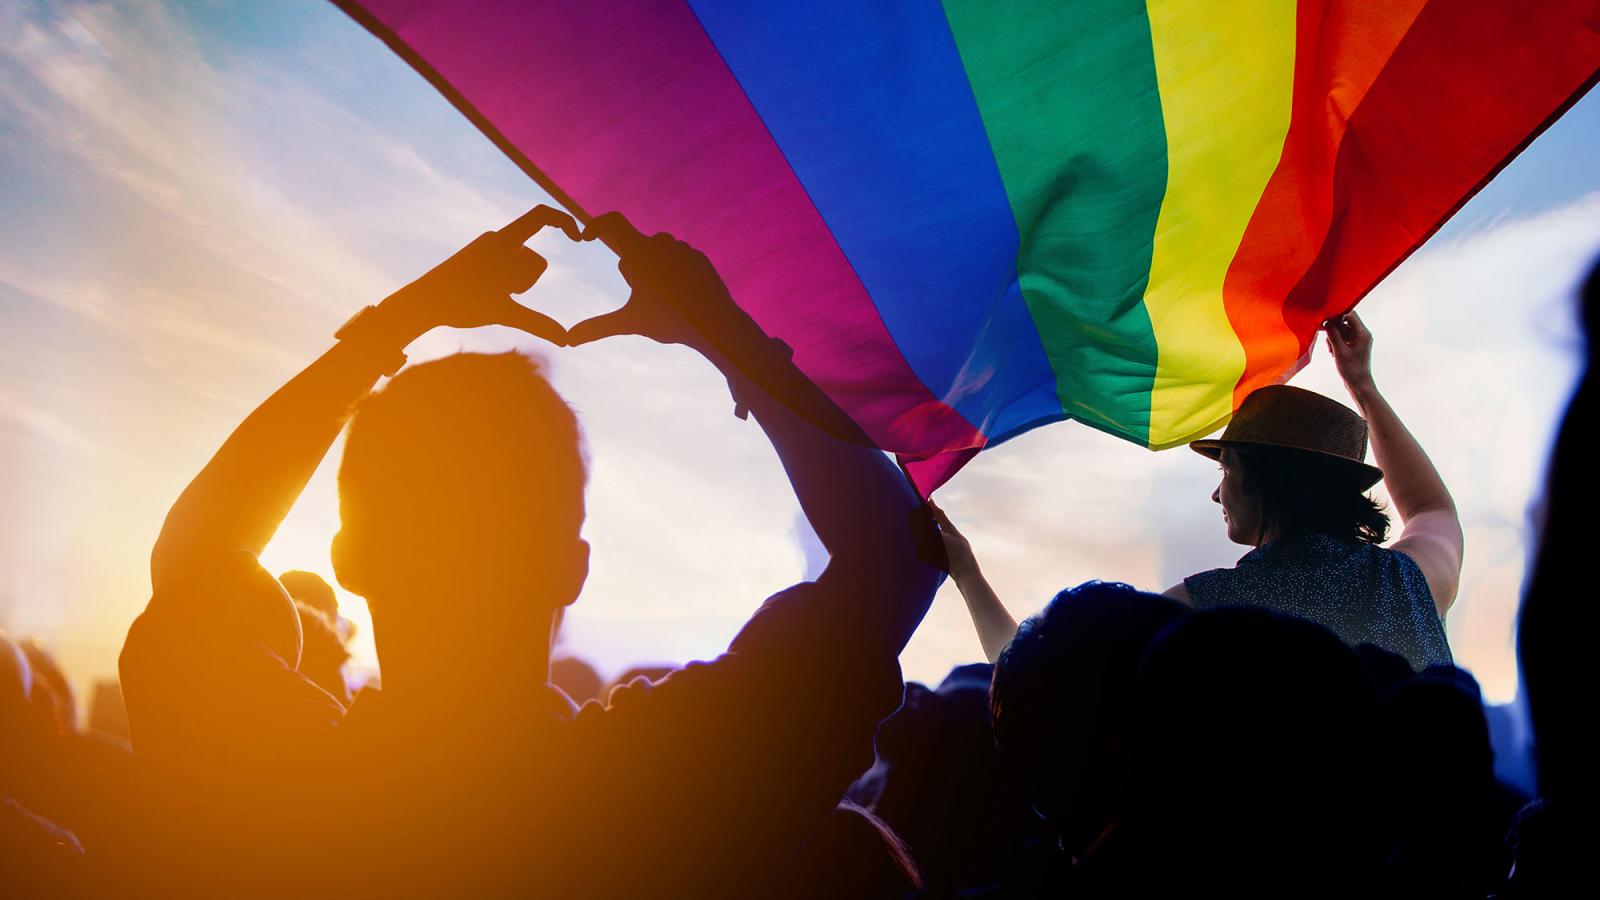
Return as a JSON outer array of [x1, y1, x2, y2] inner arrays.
[[1235, 447, 1390, 545]]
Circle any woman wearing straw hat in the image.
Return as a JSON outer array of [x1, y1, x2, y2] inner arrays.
[[934, 312, 1460, 671]]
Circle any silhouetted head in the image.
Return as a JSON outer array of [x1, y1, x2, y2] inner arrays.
[[332, 353, 588, 669], [279, 570, 339, 622], [550, 655, 603, 707], [294, 602, 353, 704], [1, 632, 39, 790], [1520, 256, 1599, 805], [19, 639, 75, 737], [1115, 607, 1380, 885], [1211, 446, 1389, 546], [989, 582, 1187, 855]]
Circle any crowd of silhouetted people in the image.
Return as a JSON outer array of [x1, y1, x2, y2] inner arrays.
[[1, 214, 1591, 898]]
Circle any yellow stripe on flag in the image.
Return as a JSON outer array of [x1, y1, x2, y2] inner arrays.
[[1141, 0, 1297, 446]]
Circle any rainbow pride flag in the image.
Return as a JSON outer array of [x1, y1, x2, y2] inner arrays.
[[336, 0, 1600, 491]]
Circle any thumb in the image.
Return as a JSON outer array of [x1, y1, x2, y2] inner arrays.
[[501, 303, 568, 346], [566, 308, 637, 347]]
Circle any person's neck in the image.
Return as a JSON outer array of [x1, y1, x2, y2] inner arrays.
[[367, 592, 556, 715], [1254, 523, 1283, 548]]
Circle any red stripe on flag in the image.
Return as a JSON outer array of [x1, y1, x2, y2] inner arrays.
[[1223, 0, 1429, 408], [1276, 0, 1600, 365]]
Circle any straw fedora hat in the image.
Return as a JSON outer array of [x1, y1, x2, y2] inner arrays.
[[1189, 385, 1383, 489]]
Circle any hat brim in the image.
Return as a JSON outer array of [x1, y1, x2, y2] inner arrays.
[[1189, 438, 1383, 490]]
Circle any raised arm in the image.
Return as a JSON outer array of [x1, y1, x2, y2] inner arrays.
[[558, 216, 950, 894], [569, 214, 943, 653], [928, 501, 1018, 662], [1326, 311, 1464, 616], [149, 207, 576, 594]]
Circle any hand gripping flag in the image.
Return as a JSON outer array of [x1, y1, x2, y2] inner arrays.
[[334, 0, 1600, 493]]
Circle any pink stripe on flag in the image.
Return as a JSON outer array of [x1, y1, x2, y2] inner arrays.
[[345, 0, 984, 460]]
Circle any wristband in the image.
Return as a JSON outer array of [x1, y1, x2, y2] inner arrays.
[[334, 305, 408, 377]]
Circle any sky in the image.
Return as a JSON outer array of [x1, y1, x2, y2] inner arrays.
[[2, 0, 1597, 706]]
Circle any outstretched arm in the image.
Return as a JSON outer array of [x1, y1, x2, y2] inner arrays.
[[928, 502, 1017, 662], [569, 215, 943, 654], [149, 207, 576, 594], [1326, 311, 1464, 616], [556, 217, 953, 892]]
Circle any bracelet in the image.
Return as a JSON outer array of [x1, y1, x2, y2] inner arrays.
[[334, 305, 408, 377]]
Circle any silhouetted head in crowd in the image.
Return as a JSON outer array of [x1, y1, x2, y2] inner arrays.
[[549, 656, 603, 707], [862, 663, 1050, 894], [279, 571, 353, 703], [989, 582, 1187, 856], [332, 353, 588, 700], [1519, 256, 1597, 808], [295, 604, 353, 705], [1111, 607, 1380, 891], [1378, 665, 1512, 895], [1, 632, 40, 793], [19, 639, 75, 738], [279, 570, 340, 623]]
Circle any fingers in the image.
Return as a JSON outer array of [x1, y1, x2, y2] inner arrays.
[[501, 304, 568, 346], [1322, 318, 1353, 351], [926, 499, 959, 535], [506, 246, 549, 294], [500, 205, 581, 243], [566, 308, 637, 347], [1323, 310, 1370, 344], [1343, 309, 1371, 343], [580, 211, 648, 251]]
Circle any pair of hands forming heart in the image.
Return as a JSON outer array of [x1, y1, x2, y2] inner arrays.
[[380, 205, 745, 358]]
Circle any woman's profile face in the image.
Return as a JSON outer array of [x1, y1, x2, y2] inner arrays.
[[1213, 449, 1262, 546]]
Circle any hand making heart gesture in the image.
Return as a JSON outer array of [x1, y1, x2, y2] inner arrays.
[[396, 206, 767, 369], [375, 204, 583, 346]]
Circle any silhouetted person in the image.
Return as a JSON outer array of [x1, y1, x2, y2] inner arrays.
[[987, 583, 1187, 864], [118, 207, 942, 898], [936, 312, 1459, 672], [1508, 258, 1598, 897], [1081, 608, 1383, 898], [853, 663, 1051, 896], [278, 570, 354, 704], [8, 638, 134, 863], [278, 569, 341, 623], [19, 638, 76, 738], [1, 632, 84, 897], [549, 655, 604, 706], [1377, 666, 1516, 898]]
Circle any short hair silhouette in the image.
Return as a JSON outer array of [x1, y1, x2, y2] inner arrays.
[[279, 570, 339, 622], [334, 352, 587, 607], [1113, 607, 1381, 892], [989, 581, 1187, 854]]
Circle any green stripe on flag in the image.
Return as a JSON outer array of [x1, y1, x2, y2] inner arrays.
[[940, 0, 1167, 443]]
